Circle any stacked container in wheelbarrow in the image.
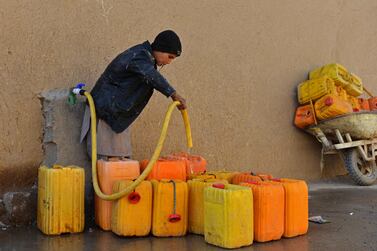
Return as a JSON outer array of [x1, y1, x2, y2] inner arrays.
[[240, 181, 284, 242], [271, 178, 308, 238], [348, 95, 362, 112], [347, 72, 363, 97], [295, 77, 340, 127], [358, 98, 370, 111], [164, 152, 207, 177], [111, 180, 152, 236], [309, 63, 363, 97], [369, 97, 377, 111], [314, 93, 353, 120], [297, 76, 338, 105], [294, 105, 316, 128], [152, 179, 188, 237], [95, 158, 140, 230], [231, 172, 262, 185], [140, 159, 186, 181], [204, 184, 253, 249], [37, 165, 85, 235], [187, 178, 228, 235]]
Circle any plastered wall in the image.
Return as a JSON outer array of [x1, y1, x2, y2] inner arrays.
[[1, 0, 377, 195]]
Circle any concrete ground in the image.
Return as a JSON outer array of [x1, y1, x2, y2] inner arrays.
[[1, 178, 377, 251]]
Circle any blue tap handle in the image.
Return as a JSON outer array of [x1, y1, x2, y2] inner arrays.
[[75, 83, 86, 89]]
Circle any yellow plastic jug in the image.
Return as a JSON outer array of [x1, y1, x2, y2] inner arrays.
[[309, 63, 351, 88], [111, 180, 152, 236], [188, 179, 228, 235], [204, 184, 253, 249], [345, 73, 363, 97], [37, 165, 85, 235], [297, 77, 337, 104], [152, 179, 188, 237]]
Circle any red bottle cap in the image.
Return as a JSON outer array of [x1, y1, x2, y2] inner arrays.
[[168, 214, 181, 223], [128, 192, 141, 204], [324, 97, 334, 106], [212, 183, 225, 189]]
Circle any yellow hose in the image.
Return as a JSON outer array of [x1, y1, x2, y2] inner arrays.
[[84, 91, 193, 201]]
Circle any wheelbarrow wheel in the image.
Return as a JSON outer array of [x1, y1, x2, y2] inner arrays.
[[342, 148, 377, 186]]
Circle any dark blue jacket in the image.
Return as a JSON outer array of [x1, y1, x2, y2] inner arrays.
[[91, 41, 176, 133]]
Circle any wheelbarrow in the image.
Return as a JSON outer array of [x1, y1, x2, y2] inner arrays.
[[305, 111, 377, 186]]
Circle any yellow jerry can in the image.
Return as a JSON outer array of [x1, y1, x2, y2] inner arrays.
[[37, 165, 85, 235], [152, 179, 188, 237], [204, 184, 253, 249], [187, 178, 228, 235], [206, 171, 240, 183], [297, 76, 337, 104], [187, 173, 217, 180], [345, 73, 363, 97], [111, 180, 152, 236], [309, 63, 351, 88]]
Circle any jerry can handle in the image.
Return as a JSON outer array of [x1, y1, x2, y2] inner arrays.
[[168, 180, 181, 223]]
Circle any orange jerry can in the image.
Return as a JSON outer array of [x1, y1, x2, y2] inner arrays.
[[140, 159, 186, 181], [240, 181, 284, 242], [152, 179, 188, 237], [95, 158, 140, 231], [314, 94, 353, 120], [232, 172, 262, 185], [358, 98, 370, 111], [294, 105, 316, 129], [369, 97, 377, 111], [165, 152, 207, 176], [348, 96, 361, 112], [111, 180, 152, 236], [271, 178, 308, 238], [188, 178, 228, 235]]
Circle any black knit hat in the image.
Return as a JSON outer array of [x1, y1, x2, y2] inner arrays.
[[151, 30, 182, 56]]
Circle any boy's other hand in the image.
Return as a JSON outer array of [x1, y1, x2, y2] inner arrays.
[[171, 92, 187, 110]]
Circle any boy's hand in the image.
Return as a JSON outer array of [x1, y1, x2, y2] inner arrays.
[[171, 92, 187, 110]]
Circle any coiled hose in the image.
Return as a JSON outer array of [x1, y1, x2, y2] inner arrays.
[[84, 91, 193, 201]]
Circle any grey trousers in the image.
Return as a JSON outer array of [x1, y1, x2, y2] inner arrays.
[[80, 106, 132, 159]]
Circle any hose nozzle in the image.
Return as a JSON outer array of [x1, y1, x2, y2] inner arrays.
[[72, 83, 86, 95]]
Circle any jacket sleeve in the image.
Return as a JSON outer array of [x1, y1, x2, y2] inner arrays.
[[127, 51, 176, 97]]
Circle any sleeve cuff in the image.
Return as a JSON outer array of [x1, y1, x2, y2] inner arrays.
[[164, 86, 176, 98]]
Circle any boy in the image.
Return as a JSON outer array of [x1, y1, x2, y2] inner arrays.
[[80, 30, 186, 159]]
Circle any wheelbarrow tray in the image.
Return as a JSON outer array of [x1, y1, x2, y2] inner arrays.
[[305, 111, 377, 139]]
